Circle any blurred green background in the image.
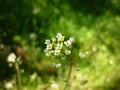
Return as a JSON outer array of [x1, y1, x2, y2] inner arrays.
[[0, 0, 120, 90]]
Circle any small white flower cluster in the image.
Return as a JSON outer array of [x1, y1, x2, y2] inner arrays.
[[7, 53, 16, 63], [79, 51, 89, 58], [52, 63, 61, 68], [29, 33, 36, 40], [44, 33, 74, 57], [4, 81, 13, 90], [30, 72, 37, 82], [7, 53, 22, 67]]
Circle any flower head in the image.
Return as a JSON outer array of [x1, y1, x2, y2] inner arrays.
[[45, 39, 51, 44], [29, 33, 36, 40], [79, 51, 89, 58], [56, 63, 61, 68], [54, 49, 61, 56], [65, 50, 71, 55], [46, 44, 52, 50], [64, 41, 71, 47], [44, 33, 74, 58], [5, 81, 13, 90], [7, 53, 16, 63], [69, 37, 75, 43], [56, 33, 65, 42], [55, 43, 63, 50], [44, 49, 53, 56], [52, 37, 56, 42]]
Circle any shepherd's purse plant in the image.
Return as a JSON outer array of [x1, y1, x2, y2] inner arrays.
[[44, 33, 75, 90]]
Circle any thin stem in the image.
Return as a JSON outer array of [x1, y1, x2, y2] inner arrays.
[[64, 63, 72, 90], [15, 60, 22, 90]]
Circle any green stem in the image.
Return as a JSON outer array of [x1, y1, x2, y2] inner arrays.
[[15, 60, 22, 90], [64, 63, 72, 90]]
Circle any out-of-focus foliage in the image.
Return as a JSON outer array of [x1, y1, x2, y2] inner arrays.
[[0, 0, 120, 90]]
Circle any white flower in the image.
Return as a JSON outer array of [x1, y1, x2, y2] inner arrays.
[[56, 33, 65, 42], [5, 82, 13, 90], [46, 44, 52, 50], [69, 37, 75, 43], [30, 72, 37, 82], [79, 52, 85, 58], [52, 63, 61, 68], [45, 39, 51, 44], [65, 50, 71, 55], [55, 43, 63, 49], [44, 49, 54, 56], [44, 49, 51, 56], [7, 53, 16, 63], [64, 40, 72, 47], [79, 51, 89, 58], [58, 36, 64, 42], [56, 33, 62, 37], [33, 7, 40, 14], [54, 49, 60, 56], [56, 63, 61, 68], [45, 52, 51, 56], [29, 33, 36, 40], [64, 37, 74, 47], [44, 33, 74, 58], [52, 37, 56, 42]]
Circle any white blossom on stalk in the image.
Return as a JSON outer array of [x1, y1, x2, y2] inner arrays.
[[64, 40, 72, 47], [79, 51, 89, 58], [46, 44, 52, 50], [55, 43, 63, 50], [56, 33, 65, 42], [5, 82, 13, 90], [56, 33, 62, 38], [44, 49, 51, 56], [54, 49, 60, 56], [56, 63, 61, 68], [65, 50, 71, 55], [29, 33, 36, 40], [52, 63, 61, 68], [79, 52, 85, 58], [69, 37, 75, 43], [45, 39, 51, 44], [30, 72, 37, 82], [52, 37, 56, 42], [44, 33, 74, 61], [7, 53, 16, 63]]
